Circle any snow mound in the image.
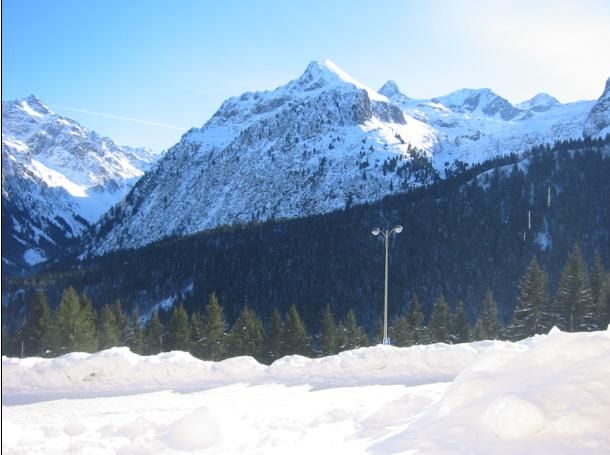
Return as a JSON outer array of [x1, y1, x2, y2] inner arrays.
[[374, 328, 610, 453], [2, 340, 521, 399], [162, 406, 222, 451]]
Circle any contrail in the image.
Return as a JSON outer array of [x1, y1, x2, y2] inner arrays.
[[51, 105, 189, 131]]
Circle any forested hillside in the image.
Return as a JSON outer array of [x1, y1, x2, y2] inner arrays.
[[2, 136, 609, 353]]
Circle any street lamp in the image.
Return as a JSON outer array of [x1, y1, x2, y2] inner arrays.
[[371, 225, 403, 345]]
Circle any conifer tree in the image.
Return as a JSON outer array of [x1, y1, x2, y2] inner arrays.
[[123, 309, 144, 354], [53, 287, 98, 354], [555, 245, 596, 331], [283, 304, 310, 356], [407, 294, 427, 345], [451, 301, 470, 344], [143, 311, 164, 354], [599, 274, 610, 329], [189, 311, 206, 358], [111, 300, 128, 345], [320, 304, 337, 356], [265, 308, 285, 363], [203, 293, 227, 360], [98, 304, 122, 350], [590, 256, 607, 329], [229, 305, 265, 359], [344, 308, 369, 349], [165, 303, 191, 352], [474, 290, 499, 340], [335, 321, 348, 352], [20, 290, 50, 357], [389, 314, 411, 347], [508, 257, 551, 340], [428, 294, 451, 343]]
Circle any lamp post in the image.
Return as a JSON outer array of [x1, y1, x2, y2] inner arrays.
[[371, 225, 403, 345]]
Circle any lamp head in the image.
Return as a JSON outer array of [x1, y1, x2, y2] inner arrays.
[[371, 227, 381, 236], [393, 225, 403, 234]]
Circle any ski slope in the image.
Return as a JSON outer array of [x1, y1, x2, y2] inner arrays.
[[2, 328, 609, 454]]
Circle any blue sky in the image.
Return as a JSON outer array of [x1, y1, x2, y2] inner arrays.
[[3, 0, 610, 151]]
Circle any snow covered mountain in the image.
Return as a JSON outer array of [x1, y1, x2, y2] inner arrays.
[[2, 96, 161, 272], [379, 81, 599, 166], [584, 77, 610, 137], [88, 60, 438, 254], [86, 61, 609, 255]]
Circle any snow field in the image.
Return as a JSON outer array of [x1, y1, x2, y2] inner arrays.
[[2, 328, 609, 454]]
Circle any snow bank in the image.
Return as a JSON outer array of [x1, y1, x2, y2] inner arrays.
[[2, 339, 523, 399], [3, 329, 609, 454], [372, 328, 610, 453]]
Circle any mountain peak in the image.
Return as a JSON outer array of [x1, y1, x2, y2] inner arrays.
[[295, 59, 387, 101], [12, 95, 53, 118], [434, 88, 522, 120], [378, 80, 402, 98], [516, 93, 560, 112]]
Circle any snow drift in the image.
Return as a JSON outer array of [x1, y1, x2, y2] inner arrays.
[[2, 328, 609, 454]]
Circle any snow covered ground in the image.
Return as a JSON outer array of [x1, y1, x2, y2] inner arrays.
[[2, 328, 609, 454]]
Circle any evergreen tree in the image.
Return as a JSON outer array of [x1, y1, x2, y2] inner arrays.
[[124, 309, 144, 354], [599, 274, 610, 329], [283, 304, 310, 356], [98, 304, 122, 350], [555, 245, 596, 331], [344, 308, 369, 349], [428, 294, 451, 343], [407, 294, 427, 345], [474, 290, 499, 340], [189, 311, 206, 358], [320, 304, 337, 356], [229, 306, 265, 359], [202, 293, 227, 360], [265, 308, 285, 363], [53, 287, 98, 354], [111, 300, 128, 345], [389, 314, 411, 347], [143, 311, 164, 354], [20, 290, 50, 357], [508, 257, 552, 340], [590, 256, 607, 329], [165, 304, 191, 352], [451, 301, 470, 344], [335, 321, 348, 352]]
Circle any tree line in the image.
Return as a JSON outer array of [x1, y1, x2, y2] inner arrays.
[[4, 244, 608, 361], [3, 135, 609, 345]]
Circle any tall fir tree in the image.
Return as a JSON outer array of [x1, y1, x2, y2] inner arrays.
[[508, 257, 552, 340], [335, 321, 348, 352], [229, 305, 265, 359], [320, 304, 337, 356], [165, 303, 191, 352], [124, 309, 144, 354], [428, 294, 451, 343], [98, 304, 122, 350], [389, 314, 411, 347], [451, 301, 470, 344], [283, 304, 310, 356], [590, 256, 606, 329], [474, 290, 499, 340], [203, 293, 227, 360], [344, 308, 369, 349], [407, 294, 427, 345], [53, 287, 98, 354], [265, 308, 285, 363], [189, 311, 206, 358], [19, 290, 50, 357], [555, 245, 596, 331], [143, 311, 164, 354]]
